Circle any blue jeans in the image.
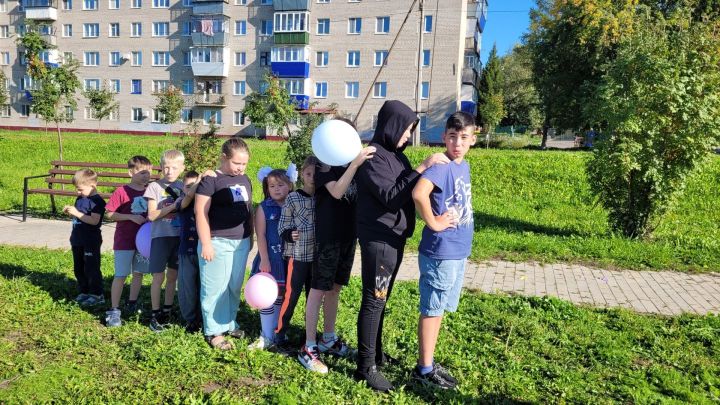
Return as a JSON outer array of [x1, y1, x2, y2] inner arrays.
[[418, 253, 466, 317], [199, 237, 251, 337]]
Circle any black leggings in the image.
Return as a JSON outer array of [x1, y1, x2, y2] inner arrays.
[[356, 240, 404, 370], [275, 259, 312, 337], [72, 243, 103, 296]]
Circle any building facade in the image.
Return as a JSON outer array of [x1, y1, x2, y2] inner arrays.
[[0, 0, 486, 142]]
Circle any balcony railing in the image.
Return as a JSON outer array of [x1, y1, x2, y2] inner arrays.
[[24, 0, 58, 20], [186, 93, 226, 106], [273, 0, 311, 11]]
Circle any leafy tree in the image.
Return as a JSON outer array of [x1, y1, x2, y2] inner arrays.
[[586, 8, 720, 238], [498, 45, 544, 131], [16, 28, 54, 80], [84, 82, 118, 135], [243, 72, 299, 138], [176, 121, 221, 173], [285, 102, 337, 170], [154, 85, 185, 125], [477, 44, 504, 133], [0, 70, 8, 107]]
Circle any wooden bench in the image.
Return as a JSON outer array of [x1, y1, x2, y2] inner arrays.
[[22, 160, 162, 222]]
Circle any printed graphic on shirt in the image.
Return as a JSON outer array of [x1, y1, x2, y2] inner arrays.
[[131, 196, 147, 214], [159, 187, 182, 221], [445, 177, 473, 227], [229, 184, 249, 202], [342, 181, 358, 203]]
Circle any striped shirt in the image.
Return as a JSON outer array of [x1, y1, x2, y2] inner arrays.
[[278, 190, 316, 262]]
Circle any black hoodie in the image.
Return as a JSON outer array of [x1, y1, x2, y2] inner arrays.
[[355, 100, 420, 247]]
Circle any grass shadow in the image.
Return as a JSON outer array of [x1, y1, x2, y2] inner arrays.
[[474, 212, 582, 238]]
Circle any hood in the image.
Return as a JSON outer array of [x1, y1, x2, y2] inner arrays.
[[371, 100, 419, 152]]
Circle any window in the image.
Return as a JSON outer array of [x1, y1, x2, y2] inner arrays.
[[131, 107, 143, 121], [108, 0, 119, 9], [0, 26, 8, 39], [20, 105, 30, 117], [131, 0, 140, 7], [131, 79, 142, 94], [421, 81, 429, 99], [374, 50, 388, 66], [235, 0, 247, 4], [83, 0, 97, 9], [260, 51, 269, 66], [152, 51, 170, 66], [152, 109, 166, 123], [348, 17, 361, 34], [234, 52, 246, 66], [0, 0, 6, 11], [373, 82, 387, 98], [84, 106, 97, 120], [281, 79, 304, 95], [345, 81, 359, 98], [182, 0, 191, 6], [233, 111, 245, 126], [152, 22, 169, 37], [62, 0, 72, 9], [182, 79, 193, 95], [317, 18, 329, 35], [83, 23, 99, 38], [271, 47, 307, 62], [110, 79, 120, 93], [0, 52, 9, 65], [183, 51, 191, 66], [181, 21, 191, 36], [260, 20, 273, 36], [235, 20, 246, 35], [0, 105, 10, 118], [131, 51, 142, 66], [62, 24, 72, 37], [152, 0, 168, 7], [84, 79, 100, 90], [316, 51, 328, 67], [422, 49, 431, 67], [84, 51, 100, 66], [131, 22, 142, 37], [274, 11, 310, 33], [233, 80, 245, 95], [317, 0, 329, 3], [346, 51, 360, 67], [152, 80, 169, 92], [204, 109, 221, 125], [63, 52, 74, 62], [260, 0, 271, 4], [420, 114, 428, 131], [180, 108, 192, 123], [424, 15, 433, 33], [376, 16, 390, 33], [109, 23, 119, 37], [109, 108, 119, 120], [315, 81, 327, 98], [109, 51, 121, 66]]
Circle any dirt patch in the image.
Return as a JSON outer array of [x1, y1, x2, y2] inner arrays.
[[202, 375, 275, 395], [3, 330, 35, 354]]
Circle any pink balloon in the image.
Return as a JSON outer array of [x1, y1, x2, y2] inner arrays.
[[245, 273, 279, 310], [135, 222, 152, 259]]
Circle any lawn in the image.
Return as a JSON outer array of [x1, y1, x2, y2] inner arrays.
[[1, 130, 719, 272], [0, 245, 718, 403]]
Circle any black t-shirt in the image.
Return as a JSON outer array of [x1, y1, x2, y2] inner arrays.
[[196, 172, 252, 240], [70, 194, 106, 246], [314, 163, 357, 243]]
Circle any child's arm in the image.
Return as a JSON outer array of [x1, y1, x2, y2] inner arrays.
[[63, 206, 102, 226], [106, 211, 146, 225], [278, 196, 299, 242], [147, 198, 176, 221], [179, 181, 201, 210], [412, 178, 457, 232], [324, 146, 375, 199], [195, 194, 214, 261], [254, 205, 270, 272]]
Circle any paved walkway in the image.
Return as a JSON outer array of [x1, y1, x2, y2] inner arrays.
[[1, 214, 719, 317]]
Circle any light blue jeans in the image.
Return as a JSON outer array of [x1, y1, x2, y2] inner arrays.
[[199, 237, 251, 337]]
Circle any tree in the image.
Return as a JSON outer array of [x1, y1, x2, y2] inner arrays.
[[498, 45, 544, 131], [586, 8, 720, 238], [176, 121, 221, 173], [154, 85, 185, 125], [285, 102, 337, 170], [477, 44, 504, 133], [84, 82, 118, 135], [0, 70, 8, 107], [242, 72, 299, 138]]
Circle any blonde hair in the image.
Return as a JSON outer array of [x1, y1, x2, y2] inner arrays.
[[160, 149, 185, 166], [72, 168, 98, 186]]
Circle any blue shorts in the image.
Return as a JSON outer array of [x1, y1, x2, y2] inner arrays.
[[113, 250, 149, 277], [418, 253, 466, 317]]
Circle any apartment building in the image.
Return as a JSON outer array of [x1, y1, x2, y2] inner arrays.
[[0, 0, 487, 142]]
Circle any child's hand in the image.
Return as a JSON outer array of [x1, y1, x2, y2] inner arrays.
[[351, 146, 376, 167], [63, 206, 79, 217], [291, 230, 300, 242], [201, 243, 215, 262], [418, 153, 450, 173], [202, 170, 217, 178], [259, 259, 270, 273], [130, 215, 147, 225], [431, 211, 458, 232]]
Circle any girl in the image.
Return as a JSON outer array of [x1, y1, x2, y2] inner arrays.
[[195, 137, 254, 350], [247, 165, 297, 350]]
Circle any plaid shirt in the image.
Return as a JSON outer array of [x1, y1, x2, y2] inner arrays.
[[278, 190, 316, 262]]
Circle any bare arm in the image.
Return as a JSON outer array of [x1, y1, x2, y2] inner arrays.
[[147, 198, 176, 221], [324, 146, 375, 199], [63, 206, 102, 226], [195, 194, 214, 261], [106, 211, 145, 224], [412, 178, 456, 232], [254, 205, 270, 272]]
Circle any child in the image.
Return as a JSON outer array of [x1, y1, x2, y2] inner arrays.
[[195, 137, 253, 350], [354, 100, 449, 392], [104, 156, 152, 327], [247, 165, 296, 350], [302, 119, 375, 371], [144, 149, 185, 332], [177, 170, 202, 333], [411, 111, 476, 390], [63, 168, 107, 307], [275, 157, 320, 370]]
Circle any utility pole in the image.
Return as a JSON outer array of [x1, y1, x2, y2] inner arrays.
[[413, 0, 424, 146]]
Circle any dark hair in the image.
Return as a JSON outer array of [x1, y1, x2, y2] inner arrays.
[[445, 111, 476, 132], [301, 155, 319, 171], [128, 155, 152, 170], [262, 169, 294, 200], [184, 170, 199, 180], [221, 136, 250, 159], [333, 116, 357, 130]]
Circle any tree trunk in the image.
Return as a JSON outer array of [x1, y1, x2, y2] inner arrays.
[[540, 119, 549, 150], [56, 122, 63, 161]]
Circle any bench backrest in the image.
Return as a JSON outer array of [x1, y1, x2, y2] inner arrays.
[[47, 160, 163, 194]]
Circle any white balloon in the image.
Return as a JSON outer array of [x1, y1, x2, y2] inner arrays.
[[311, 119, 362, 166]]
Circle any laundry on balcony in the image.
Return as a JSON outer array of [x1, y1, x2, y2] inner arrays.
[[201, 20, 214, 36]]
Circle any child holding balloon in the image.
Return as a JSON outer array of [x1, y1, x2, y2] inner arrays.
[[104, 155, 152, 328], [246, 165, 296, 350]]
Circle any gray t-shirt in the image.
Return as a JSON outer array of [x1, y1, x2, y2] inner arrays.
[[144, 178, 184, 238]]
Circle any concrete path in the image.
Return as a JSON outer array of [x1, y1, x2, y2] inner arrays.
[[1, 214, 719, 317]]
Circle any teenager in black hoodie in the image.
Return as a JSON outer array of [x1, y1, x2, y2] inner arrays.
[[354, 100, 449, 391]]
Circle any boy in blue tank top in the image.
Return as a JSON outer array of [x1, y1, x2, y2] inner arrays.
[[411, 112, 477, 390]]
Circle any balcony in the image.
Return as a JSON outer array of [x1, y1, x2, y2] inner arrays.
[[274, 32, 309, 45], [24, 0, 57, 20], [190, 17, 229, 46], [271, 61, 310, 78], [186, 93, 226, 107], [190, 47, 230, 77], [290, 94, 309, 110], [40, 33, 57, 46], [462, 67, 477, 85], [192, 0, 228, 3], [192, 2, 229, 16], [273, 0, 311, 11]]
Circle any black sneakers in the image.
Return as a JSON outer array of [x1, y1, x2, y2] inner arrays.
[[411, 364, 458, 390], [354, 365, 394, 392]]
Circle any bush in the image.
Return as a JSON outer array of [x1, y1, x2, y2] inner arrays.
[[176, 121, 221, 173]]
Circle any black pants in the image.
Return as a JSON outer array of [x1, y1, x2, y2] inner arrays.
[[275, 258, 312, 337], [356, 240, 404, 370], [72, 243, 103, 296]]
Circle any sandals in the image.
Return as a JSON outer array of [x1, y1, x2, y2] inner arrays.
[[227, 329, 245, 339], [206, 335, 234, 351]]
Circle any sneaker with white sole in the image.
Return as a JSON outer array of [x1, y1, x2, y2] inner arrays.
[[80, 294, 105, 307], [74, 293, 90, 303], [105, 309, 122, 327], [298, 345, 328, 374], [318, 336, 353, 358], [248, 336, 275, 351]]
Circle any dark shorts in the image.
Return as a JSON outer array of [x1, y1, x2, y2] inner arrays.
[[148, 236, 180, 274], [312, 240, 356, 291]]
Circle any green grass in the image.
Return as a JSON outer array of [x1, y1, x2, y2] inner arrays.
[[1, 130, 720, 272], [0, 245, 718, 403]]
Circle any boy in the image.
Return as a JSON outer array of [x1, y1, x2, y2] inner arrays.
[[104, 156, 153, 327], [63, 168, 107, 307], [144, 150, 185, 332], [176, 170, 202, 332], [411, 111, 476, 390]]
